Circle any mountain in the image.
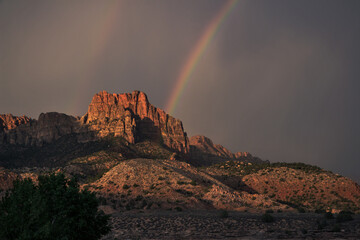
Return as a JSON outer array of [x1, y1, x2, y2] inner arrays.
[[0, 91, 188, 153], [0, 90, 359, 213], [205, 161, 360, 213], [189, 135, 266, 166]]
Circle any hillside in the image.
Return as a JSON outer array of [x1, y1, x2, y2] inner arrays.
[[85, 158, 287, 213], [205, 161, 360, 213], [0, 91, 359, 214]]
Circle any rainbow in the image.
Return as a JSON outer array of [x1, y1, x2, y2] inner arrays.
[[165, 0, 238, 115]]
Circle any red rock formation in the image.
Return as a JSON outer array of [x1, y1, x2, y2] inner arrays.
[[0, 114, 31, 131], [0, 91, 189, 154], [189, 135, 263, 165], [189, 135, 234, 158], [234, 152, 251, 158], [0, 167, 18, 192], [82, 91, 189, 154], [1, 112, 84, 146]]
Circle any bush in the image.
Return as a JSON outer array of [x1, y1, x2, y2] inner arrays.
[[262, 213, 274, 223], [0, 173, 110, 240]]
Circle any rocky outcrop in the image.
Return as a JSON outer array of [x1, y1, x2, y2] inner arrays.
[[234, 151, 250, 158], [0, 114, 31, 131], [0, 91, 187, 154], [189, 135, 264, 165], [189, 135, 234, 159], [82, 91, 189, 154], [0, 112, 89, 146], [0, 167, 18, 192]]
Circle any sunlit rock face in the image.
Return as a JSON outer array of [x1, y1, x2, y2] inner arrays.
[[0, 114, 31, 131], [189, 135, 235, 158], [189, 135, 265, 166], [0, 91, 189, 154], [0, 114, 32, 145], [82, 90, 189, 154], [0, 112, 86, 146]]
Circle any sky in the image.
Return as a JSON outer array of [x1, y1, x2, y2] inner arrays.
[[0, 0, 359, 183]]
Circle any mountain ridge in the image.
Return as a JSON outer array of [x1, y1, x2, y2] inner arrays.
[[1, 90, 359, 214]]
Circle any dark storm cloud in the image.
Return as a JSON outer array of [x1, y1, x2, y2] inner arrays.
[[0, 0, 359, 182]]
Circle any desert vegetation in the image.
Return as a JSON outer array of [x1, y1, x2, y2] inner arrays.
[[0, 173, 110, 240]]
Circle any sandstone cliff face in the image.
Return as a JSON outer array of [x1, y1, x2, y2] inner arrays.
[[189, 135, 263, 165], [189, 135, 234, 158], [0, 91, 189, 154], [0, 114, 32, 145], [82, 91, 189, 154], [0, 114, 31, 131], [189, 135, 252, 159], [0, 112, 87, 146]]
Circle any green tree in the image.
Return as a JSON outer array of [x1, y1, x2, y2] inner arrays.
[[0, 173, 110, 240]]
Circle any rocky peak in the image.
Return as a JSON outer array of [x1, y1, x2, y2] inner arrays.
[[0, 112, 83, 146], [234, 152, 251, 158], [189, 135, 264, 165], [189, 135, 234, 159], [0, 114, 31, 131], [0, 91, 189, 154], [83, 91, 189, 154]]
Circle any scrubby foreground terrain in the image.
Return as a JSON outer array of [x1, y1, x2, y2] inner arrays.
[[101, 210, 360, 240]]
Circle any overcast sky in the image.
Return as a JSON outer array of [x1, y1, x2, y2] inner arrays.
[[1, 0, 359, 183]]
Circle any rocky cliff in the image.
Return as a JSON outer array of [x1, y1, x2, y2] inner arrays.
[[0, 112, 90, 146], [0, 114, 31, 131], [82, 91, 189, 154], [0, 91, 189, 154], [189, 135, 264, 165]]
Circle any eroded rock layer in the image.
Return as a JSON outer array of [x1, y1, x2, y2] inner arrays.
[[0, 91, 189, 154], [82, 91, 189, 153]]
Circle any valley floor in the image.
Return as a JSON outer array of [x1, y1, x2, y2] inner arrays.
[[101, 210, 360, 240]]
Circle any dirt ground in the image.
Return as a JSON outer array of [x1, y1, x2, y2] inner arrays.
[[101, 210, 360, 239]]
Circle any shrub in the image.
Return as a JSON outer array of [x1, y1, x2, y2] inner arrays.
[[262, 213, 274, 223], [0, 173, 110, 240], [123, 184, 130, 189]]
